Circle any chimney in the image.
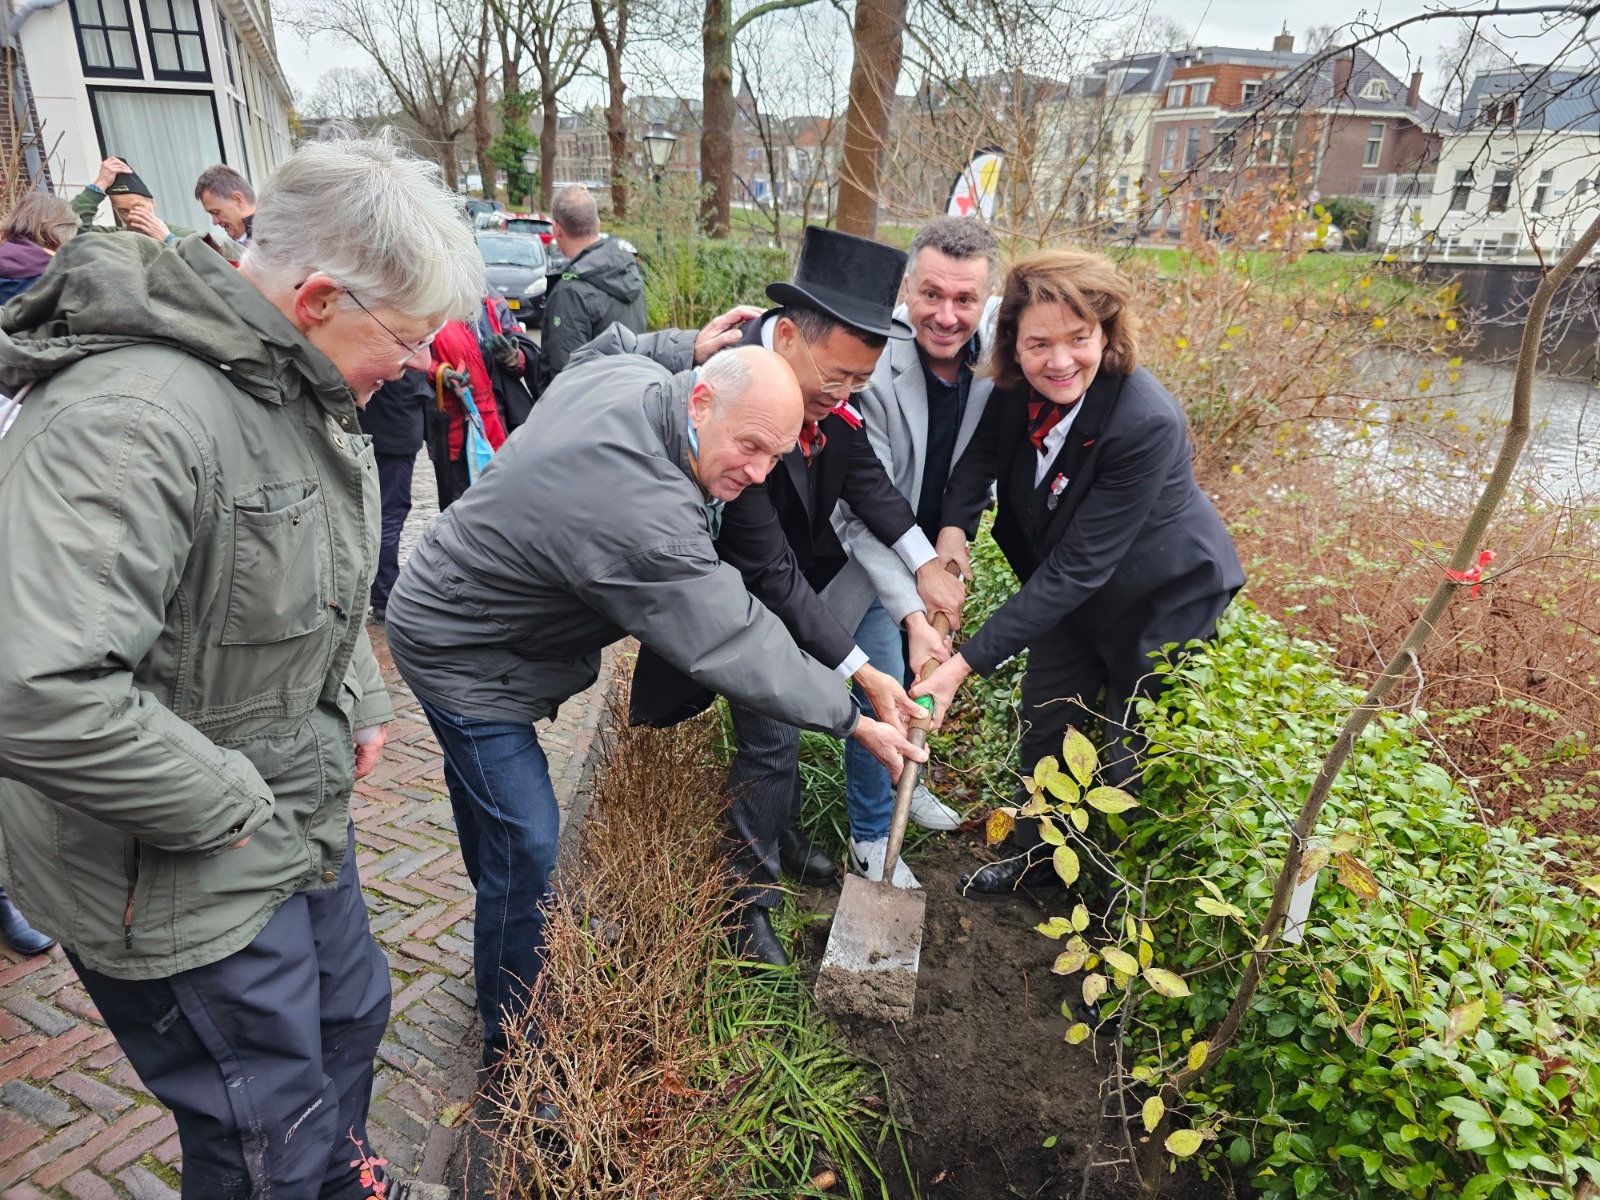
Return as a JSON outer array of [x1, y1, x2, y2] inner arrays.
[[1408, 70, 1423, 108], [1273, 25, 1294, 53], [1333, 52, 1354, 101]]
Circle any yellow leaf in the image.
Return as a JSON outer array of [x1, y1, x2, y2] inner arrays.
[[1166, 1129, 1204, 1157], [1102, 946, 1139, 975], [1579, 874, 1600, 897], [1085, 786, 1138, 814], [986, 809, 1015, 845], [1142, 1095, 1165, 1132], [1138, 940, 1153, 969], [1035, 916, 1073, 939], [1017, 793, 1049, 819], [1065, 1022, 1091, 1045], [1329, 831, 1360, 853], [1297, 847, 1331, 885], [1140, 920, 1153, 944], [1175, 336, 1188, 349], [1143, 968, 1192, 998], [1061, 728, 1098, 786], [440, 1103, 468, 1128], [1187, 1042, 1209, 1072], [1196, 896, 1246, 920], [1444, 998, 1485, 1047], [1070, 806, 1090, 832], [1053, 845, 1080, 887], [1031, 754, 1060, 782], [1446, 318, 1458, 332], [1045, 773, 1081, 805], [1335, 852, 1380, 902], [1038, 817, 1065, 846], [1083, 973, 1108, 1006], [1071, 903, 1090, 931], [1053, 950, 1087, 975]]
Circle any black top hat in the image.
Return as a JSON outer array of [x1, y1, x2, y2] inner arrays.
[[766, 226, 912, 340]]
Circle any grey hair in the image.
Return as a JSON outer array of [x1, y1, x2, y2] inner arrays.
[[551, 186, 599, 238], [698, 345, 757, 414], [244, 132, 482, 323], [194, 163, 254, 204], [908, 216, 1001, 287]]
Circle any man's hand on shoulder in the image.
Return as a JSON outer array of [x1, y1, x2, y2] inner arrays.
[[693, 305, 763, 364]]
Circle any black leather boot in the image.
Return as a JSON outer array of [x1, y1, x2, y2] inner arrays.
[[730, 905, 789, 966], [778, 826, 837, 884], [0, 884, 55, 956], [957, 847, 1063, 897]]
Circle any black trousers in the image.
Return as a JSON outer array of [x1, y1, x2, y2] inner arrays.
[[1007, 596, 1228, 860], [68, 826, 391, 1200], [371, 451, 414, 612], [723, 703, 802, 909]]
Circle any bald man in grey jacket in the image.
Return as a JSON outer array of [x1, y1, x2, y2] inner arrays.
[[386, 345, 922, 1070]]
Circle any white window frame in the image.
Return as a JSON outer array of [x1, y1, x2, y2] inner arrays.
[[1240, 81, 1260, 104], [1166, 83, 1186, 108], [1189, 80, 1212, 106], [1363, 121, 1385, 167]]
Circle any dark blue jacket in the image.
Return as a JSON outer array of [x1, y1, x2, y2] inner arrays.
[[358, 368, 430, 457]]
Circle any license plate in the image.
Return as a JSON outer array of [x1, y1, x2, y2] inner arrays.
[[507, 299, 520, 310]]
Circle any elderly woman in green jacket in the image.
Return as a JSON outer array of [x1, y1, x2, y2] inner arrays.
[[0, 136, 480, 1200]]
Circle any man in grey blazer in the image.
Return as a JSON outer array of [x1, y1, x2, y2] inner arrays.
[[822, 217, 1002, 882]]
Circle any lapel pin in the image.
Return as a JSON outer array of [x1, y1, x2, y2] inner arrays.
[[1047, 473, 1069, 510]]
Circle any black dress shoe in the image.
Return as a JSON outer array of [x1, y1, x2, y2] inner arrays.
[[0, 887, 54, 956], [730, 906, 789, 966], [958, 852, 1063, 897], [778, 826, 837, 884]]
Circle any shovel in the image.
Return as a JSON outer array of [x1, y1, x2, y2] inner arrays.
[[815, 599, 955, 1023]]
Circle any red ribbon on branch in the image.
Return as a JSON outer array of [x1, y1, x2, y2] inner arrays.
[[1445, 549, 1496, 598]]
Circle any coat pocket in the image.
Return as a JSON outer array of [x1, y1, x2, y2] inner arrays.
[[221, 482, 329, 646]]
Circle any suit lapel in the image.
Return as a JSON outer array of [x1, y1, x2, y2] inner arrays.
[[1037, 372, 1128, 547], [893, 338, 930, 502]]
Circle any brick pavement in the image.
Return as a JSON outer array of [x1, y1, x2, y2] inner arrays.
[[0, 454, 612, 1198]]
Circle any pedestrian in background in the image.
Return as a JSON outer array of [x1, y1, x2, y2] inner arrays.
[[359, 368, 431, 621], [0, 133, 479, 1200], [539, 185, 646, 381], [194, 163, 257, 243], [0, 193, 78, 304]]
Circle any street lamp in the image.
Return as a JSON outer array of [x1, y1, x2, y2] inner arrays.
[[642, 122, 678, 255], [520, 150, 538, 209]]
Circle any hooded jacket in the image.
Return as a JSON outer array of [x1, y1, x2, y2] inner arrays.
[[539, 236, 647, 379], [0, 237, 52, 304], [0, 234, 392, 980], [384, 351, 858, 739]]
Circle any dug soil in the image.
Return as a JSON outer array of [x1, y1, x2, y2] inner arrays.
[[799, 836, 1149, 1200]]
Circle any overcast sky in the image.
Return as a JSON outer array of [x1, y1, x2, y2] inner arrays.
[[278, 0, 1592, 115]]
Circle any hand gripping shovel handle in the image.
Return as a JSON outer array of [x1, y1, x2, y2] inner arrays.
[[881, 561, 962, 886]]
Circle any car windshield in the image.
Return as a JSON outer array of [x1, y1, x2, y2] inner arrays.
[[477, 234, 545, 268], [505, 218, 553, 236]]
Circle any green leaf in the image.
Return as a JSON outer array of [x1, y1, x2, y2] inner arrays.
[[1085, 786, 1138, 814], [1061, 728, 1097, 786], [1037, 818, 1065, 847], [1227, 1137, 1250, 1167], [1045, 773, 1081, 805], [1143, 967, 1192, 998], [1052, 845, 1080, 887], [1437, 1096, 1491, 1124], [1042, 1134, 1058, 1148], [1488, 944, 1519, 970], [1461, 1174, 1505, 1200], [1187, 1041, 1209, 1072], [1455, 1120, 1497, 1151], [1070, 806, 1090, 832], [1444, 999, 1485, 1047], [1142, 1095, 1165, 1132], [1165, 1129, 1204, 1157]]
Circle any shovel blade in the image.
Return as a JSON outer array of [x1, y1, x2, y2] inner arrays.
[[816, 873, 926, 1023]]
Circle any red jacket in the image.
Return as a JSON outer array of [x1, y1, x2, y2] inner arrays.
[[430, 318, 507, 460]]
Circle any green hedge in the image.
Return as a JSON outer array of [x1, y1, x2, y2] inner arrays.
[[1124, 603, 1600, 1200], [632, 237, 789, 332]]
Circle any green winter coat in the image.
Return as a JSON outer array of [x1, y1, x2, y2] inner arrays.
[[68, 187, 244, 259], [0, 233, 392, 980]]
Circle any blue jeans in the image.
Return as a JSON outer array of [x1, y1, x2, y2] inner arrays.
[[416, 698, 560, 1069], [843, 601, 908, 841]]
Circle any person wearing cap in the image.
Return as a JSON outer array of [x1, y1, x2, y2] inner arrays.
[[569, 226, 968, 965], [72, 158, 243, 261]]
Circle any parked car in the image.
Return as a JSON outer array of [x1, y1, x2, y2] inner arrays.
[[465, 198, 506, 221], [476, 231, 548, 322]]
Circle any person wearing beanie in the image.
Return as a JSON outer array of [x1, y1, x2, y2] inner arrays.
[[70, 157, 240, 260]]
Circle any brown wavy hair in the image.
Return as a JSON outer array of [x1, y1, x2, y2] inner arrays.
[[988, 247, 1140, 392]]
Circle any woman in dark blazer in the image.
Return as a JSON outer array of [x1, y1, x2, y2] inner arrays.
[[914, 247, 1244, 895]]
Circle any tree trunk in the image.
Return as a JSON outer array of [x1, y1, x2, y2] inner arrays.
[[591, 0, 629, 221], [700, 0, 733, 237], [834, 0, 906, 237], [540, 90, 559, 211], [472, 4, 495, 199]]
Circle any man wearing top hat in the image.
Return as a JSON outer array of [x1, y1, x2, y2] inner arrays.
[[570, 226, 968, 965]]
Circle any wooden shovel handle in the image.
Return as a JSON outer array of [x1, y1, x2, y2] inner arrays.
[[881, 560, 961, 885]]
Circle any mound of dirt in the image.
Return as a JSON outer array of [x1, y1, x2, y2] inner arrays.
[[799, 836, 1143, 1200]]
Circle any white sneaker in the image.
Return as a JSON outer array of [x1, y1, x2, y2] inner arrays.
[[908, 783, 962, 831], [849, 838, 921, 890]]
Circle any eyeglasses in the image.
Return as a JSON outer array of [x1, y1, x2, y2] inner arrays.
[[794, 334, 872, 398], [342, 287, 436, 363]]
